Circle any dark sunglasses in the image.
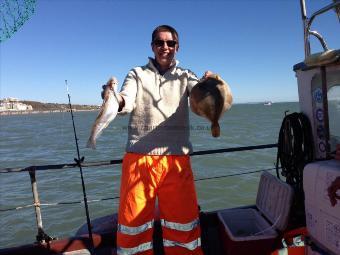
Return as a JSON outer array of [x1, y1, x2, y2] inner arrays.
[[153, 40, 177, 48]]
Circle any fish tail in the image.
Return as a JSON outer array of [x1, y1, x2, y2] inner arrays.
[[86, 138, 96, 150], [211, 122, 220, 137]]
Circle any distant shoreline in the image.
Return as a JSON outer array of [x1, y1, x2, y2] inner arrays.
[[0, 101, 298, 116], [0, 109, 98, 116], [0, 99, 100, 115]]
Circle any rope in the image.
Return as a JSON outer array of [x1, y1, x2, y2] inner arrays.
[[0, 167, 277, 212], [0, 143, 277, 173], [276, 112, 313, 189], [276, 112, 314, 227]]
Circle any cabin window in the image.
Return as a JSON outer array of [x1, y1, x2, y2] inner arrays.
[[328, 84, 340, 152], [311, 70, 340, 155]]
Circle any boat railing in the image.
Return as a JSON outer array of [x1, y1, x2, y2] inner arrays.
[[0, 143, 277, 174], [0, 143, 278, 243], [300, 0, 340, 57]]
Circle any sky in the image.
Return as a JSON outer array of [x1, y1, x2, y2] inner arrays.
[[1, 0, 339, 105]]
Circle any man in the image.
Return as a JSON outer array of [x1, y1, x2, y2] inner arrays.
[[106, 25, 211, 255]]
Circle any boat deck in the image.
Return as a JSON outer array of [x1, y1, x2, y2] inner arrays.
[[200, 212, 225, 255]]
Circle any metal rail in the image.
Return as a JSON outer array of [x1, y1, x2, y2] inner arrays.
[[0, 167, 278, 213], [0, 143, 278, 173], [300, 0, 340, 57]]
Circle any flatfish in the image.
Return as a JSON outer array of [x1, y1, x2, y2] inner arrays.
[[87, 77, 119, 149], [190, 75, 232, 137]]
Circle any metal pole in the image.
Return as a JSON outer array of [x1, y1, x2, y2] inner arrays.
[[299, 0, 310, 57], [28, 167, 53, 243], [300, 0, 307, 20], [29, 168, 43, 234]]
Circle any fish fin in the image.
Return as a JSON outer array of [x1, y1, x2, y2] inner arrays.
[[86, 138, 96, 150], [211, 122, 220, 137]]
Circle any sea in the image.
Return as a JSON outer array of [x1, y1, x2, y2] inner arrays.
[[0, 102, 299, 248]]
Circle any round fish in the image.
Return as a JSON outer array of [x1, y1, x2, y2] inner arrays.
[[189, 75, 232, 137], [87, 77, 119, 149]]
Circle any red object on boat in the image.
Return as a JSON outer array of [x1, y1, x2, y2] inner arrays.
[[217, 172, 294, 255]]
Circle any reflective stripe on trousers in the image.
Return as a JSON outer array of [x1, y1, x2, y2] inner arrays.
[[117, 153, 203, 255], [117, 218, 201, 254], [163, 237, 201, 251], [161, 218, 199, 232], [117, 242, 153, 255], [118, 220, 154, 235]]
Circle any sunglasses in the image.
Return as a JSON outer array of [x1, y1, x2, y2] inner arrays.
[[153, 40, 177, 48]]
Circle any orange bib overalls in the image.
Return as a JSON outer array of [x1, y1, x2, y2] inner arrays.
[[117, 153, 203, 255]]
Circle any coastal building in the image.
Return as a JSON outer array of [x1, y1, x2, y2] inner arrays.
[[0, 97, 33, 111]]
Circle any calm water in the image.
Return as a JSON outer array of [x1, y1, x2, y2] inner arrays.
[[0, 102, 299, 248]]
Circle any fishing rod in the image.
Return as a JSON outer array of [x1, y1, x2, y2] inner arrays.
[[66, 80, 95, 254]]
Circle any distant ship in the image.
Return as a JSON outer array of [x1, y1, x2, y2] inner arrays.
[[264, 101, 273, 106]]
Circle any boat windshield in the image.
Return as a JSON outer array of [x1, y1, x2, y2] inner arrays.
[[311, 71, 340, 153], [328, 84, 340, 151]]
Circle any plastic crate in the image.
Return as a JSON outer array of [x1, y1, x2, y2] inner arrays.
[[217, 172, 294, 255]]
